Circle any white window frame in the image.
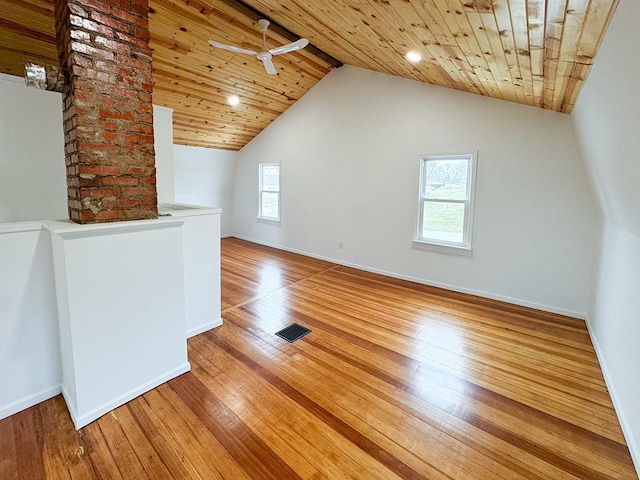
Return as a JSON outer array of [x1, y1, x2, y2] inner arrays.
[[258, 163, 281, 225], [413, 152, 478, 256]]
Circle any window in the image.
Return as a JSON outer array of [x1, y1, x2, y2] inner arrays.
[[258, 163, 280, 223], [414, 153, 477, 255]]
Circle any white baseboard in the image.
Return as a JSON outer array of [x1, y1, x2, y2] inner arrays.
[[0, 384, 62, 421], [187, 317, 223, 338], [231, 234, 586, 320], [585, 317, 640, 476], [63, 362, 191, 430]]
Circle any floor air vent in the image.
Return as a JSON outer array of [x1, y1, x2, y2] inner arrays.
[[275, 323, 311, 343]]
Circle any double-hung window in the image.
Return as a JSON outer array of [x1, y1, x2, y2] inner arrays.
[[258, 163, 280, 223], [414, 153, 477, 255]]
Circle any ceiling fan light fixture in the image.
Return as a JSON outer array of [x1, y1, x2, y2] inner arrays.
[[406, 51, 422, 63], [208, 19, 309, 75], [227, 94, 240, 106]]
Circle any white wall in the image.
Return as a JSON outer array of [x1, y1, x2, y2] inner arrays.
[[0, 223, 62, 420], [0, 74, 67, 222], [572, 0, 640, 469], [154, 105, 175, 204], [233, 65, 597, 317], [174, 145, 237, 236]]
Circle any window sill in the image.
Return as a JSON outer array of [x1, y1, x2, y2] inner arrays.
[[412, 240, 473, 257], [257, 217, 281, 226]]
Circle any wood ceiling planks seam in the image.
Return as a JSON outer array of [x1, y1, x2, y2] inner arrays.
[[0, 0, 620, 150]]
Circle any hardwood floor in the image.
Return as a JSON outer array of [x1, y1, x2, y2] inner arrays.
[[1, 237, 637, 479]]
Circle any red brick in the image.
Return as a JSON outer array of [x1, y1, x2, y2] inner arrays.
[[138, 134, 154, 144], [77, 141, 119, 153], [127, 123, 153, 134], [133, 26, 150, 42], [78, 176, 100, 187], [127, 145, 155, 156], [117, 66, 133, 77], [127, 166, 154, 175], [98, 119, 118, 131], [137, 92, 151, 103], [114, 30, 148, 49], [116, 198, 141, 208], [95, 209, 124, 221], [79, 187, 118, 199], [111, 7, 146, 25], [101, 198, 116, 208], [90, 11, 129, 32], [101, 176, 138, 186], [80, 165, 121, 175], [76, 0, 111, 12], [109, 0, 134, 10], [99, 109, 134, 121], [114, 87, 137, 99], [129, 1, 147, 15], [121, 186, 155, 197], [117, 55, 148, 70]]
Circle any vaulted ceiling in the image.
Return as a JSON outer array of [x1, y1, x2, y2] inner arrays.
[[0, 0, 619, 150]]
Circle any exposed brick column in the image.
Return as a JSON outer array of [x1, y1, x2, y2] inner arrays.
[[54, 0, 157, 223]]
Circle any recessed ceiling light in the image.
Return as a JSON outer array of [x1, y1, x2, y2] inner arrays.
[[406, 51, 422, 63], [227, 95, 240, 106]]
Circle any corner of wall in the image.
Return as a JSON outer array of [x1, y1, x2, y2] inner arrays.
[[584, 313, 640, 474]]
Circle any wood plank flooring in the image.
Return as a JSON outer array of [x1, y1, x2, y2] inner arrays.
[[1, 237, 637, 479]]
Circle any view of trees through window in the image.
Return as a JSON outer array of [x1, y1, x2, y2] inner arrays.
[[418, 156, 474, 246]]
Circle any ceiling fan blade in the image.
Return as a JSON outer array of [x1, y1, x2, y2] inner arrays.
[[269, 38, 309, 56], [261, 56, 277, 75], [208, 40, 256, 56]]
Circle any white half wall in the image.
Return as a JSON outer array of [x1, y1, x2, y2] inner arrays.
[[0, 223, 62, 420], [46, 218, 189, 429], [0, 74, 67, 223], [233, 65, 597, 318], [174, 144, 237, 236], [572, 0, 640, 470]]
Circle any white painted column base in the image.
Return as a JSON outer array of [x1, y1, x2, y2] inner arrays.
[[159, 204, 222, 338], [46, 218, 189, 429]]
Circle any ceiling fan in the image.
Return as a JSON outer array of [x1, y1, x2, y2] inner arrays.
[[208, 19, 309, 75]]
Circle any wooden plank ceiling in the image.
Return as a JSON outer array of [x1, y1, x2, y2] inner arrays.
[[0, 0, 619, 150]]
